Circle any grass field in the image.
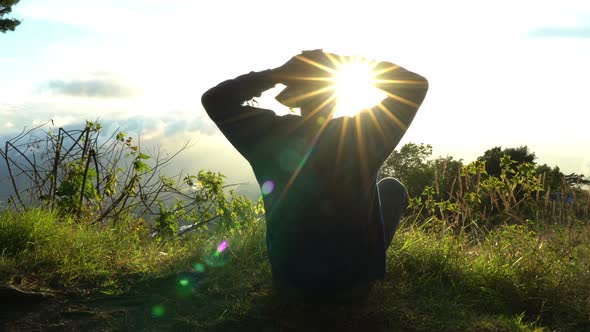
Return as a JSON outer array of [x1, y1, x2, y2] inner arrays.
[[1, 208, 588, 331]]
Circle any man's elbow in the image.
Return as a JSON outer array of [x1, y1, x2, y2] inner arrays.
[[415, 73, 429, 91], [201, 87, 228, 119], [201, 88, 215, 112], [415, 75, 429, 104], [422, 76, 429, 89], [403, 72, 429, 103]]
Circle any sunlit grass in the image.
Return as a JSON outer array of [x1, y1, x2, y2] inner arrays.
[[1, 208, 588, 331], [0, 209, 209, 293]]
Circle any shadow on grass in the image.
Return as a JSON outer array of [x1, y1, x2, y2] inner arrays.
[[85, 261, 570, 332]]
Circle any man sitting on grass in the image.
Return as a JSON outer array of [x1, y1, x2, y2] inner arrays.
[[202, 49, 428, 301]]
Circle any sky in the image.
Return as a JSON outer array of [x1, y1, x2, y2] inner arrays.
[[1, 0, 590, 191]]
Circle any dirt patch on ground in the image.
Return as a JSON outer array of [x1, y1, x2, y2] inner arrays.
[[1, 295, 132, 331]]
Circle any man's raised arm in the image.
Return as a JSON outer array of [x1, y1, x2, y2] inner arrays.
[[363, 61, 429, 163], [201, 70, 278, 156]]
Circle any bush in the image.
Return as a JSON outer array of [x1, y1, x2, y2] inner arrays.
[[0, 121, 265, 238], [407, 155, 589, 228]]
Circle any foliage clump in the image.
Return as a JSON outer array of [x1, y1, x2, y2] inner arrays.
[[380, 143, 589, 228], [0, 0, 21, 33], [0, 121, 264, 238]]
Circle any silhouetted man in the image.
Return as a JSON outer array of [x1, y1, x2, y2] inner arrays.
[[202, 50, 428, 301]]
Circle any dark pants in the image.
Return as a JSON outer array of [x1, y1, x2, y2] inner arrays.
[[377, 177, 408, 250], [275, 178, 408, 303]]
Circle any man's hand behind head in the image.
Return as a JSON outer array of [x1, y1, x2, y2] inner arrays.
[[271, 49, 339, 85]]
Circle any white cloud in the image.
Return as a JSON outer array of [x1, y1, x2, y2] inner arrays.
[[45, 74, 135, 98]]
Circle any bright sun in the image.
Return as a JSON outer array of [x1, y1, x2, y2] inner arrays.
[[331, 58, 386, 118]]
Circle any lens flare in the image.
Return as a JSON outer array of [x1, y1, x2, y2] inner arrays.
[[332, 59, 386, 118], [204, 241, 231, 267], [193, 263, 205, 273], [217, 240, 228, 253], [261, 180, 275, 195], [175, 272, 200, 297], [151, 305, 165, 318]]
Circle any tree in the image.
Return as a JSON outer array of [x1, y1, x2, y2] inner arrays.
[[380, 143, 435, 198], [535, 163, 564, 191], [380, 143, 465, 199], [477, 146, 536, 177], [432, 156, 463, 200], [565, 173, 590, 187], [1, 0, 21, 33]]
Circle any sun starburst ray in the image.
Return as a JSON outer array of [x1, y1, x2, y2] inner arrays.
[[298, 94, 338, 127], [373, 79, 428, 85], [276, 102, 338, 205], [354, 114, 370, 184], [335, 116, 350, 165], [376, 102, 407, 130], [366, 106, 386, 140], [372, 64, 400, 76], [280, 85, 334, 106], [324, 52, 346, 69], [382, 91, 420, 108], [295, 55, 339, 74]]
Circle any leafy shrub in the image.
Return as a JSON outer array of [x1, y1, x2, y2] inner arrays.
[[0, 121, 265, 238], [406, 154, 588, 228]]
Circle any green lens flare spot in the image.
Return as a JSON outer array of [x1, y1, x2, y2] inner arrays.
[[151, 305, 165, 318], [179, 278, 190, 287], [194, 263, 205, 273]]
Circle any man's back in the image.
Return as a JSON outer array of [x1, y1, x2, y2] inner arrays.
[[244, 113, 387, 293]]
